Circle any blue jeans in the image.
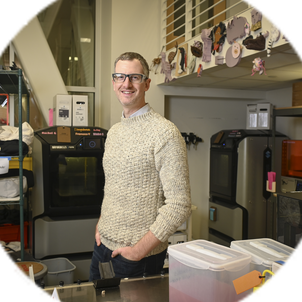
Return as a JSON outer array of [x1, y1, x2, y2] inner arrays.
[[89, 242, 167, 281]]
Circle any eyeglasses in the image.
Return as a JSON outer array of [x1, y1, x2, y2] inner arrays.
[[112, 73, 148, 83]]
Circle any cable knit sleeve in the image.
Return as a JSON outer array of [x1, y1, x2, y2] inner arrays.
[[150, 124, 192, 242]]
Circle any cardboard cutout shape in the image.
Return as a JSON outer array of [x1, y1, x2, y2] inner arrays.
[[226, 42, 242, 67], [160, 52, 174, 82], [251, 8, 262, 31], [267, 25, 280, 57], [201, 28, 212, 62], [251, 57, 266, 76], [176, 44, 188, 76], [210, 22, 227, 54], [243, 31, 269, 50], [191, 40, 203, 57], [226, 16, 247, 44]]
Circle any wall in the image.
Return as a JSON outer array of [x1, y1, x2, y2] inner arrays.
[[165, 86, 300, 240], [267, 88, 302, 140], [8, 0, 302, 242], [12, 17, 68, 125], [109, 0, 164, 126], [107, 1, 301, 241], [155, 4, 288, 85]]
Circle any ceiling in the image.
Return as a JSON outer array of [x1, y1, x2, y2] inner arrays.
[[159, 43, 302, 91]]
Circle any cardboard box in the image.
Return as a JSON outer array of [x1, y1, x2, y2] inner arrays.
[[246, 104, 258, 129], [72, 95, 88, 127], [246, 103, 272, 130], [292, 81, 302, 106], [0, 107, 7, 124], [53, 95, 72, 126]]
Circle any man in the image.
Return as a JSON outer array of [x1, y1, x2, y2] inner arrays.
[[89, 52, 191, 280]]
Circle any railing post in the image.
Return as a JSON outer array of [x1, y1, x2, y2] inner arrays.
[[186, 0, 192, 41]]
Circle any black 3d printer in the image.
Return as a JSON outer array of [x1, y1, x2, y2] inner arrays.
[[30, 126, 107, 281]]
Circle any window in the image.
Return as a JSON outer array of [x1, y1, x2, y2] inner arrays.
[[38, 0, 96, 87], [163, 0, 249, 48], [165, 0, 186, 50]]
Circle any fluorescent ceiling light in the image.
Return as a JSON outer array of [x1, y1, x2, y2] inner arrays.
[[80, 38, 91, 43]]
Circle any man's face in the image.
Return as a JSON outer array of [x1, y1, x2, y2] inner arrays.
[[112, 59, 151, 110]]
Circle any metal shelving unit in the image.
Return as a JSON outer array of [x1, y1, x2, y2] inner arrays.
[[0, 68, 30, 261], [271, 106, 302, 239], [272, 106, 302, 172]]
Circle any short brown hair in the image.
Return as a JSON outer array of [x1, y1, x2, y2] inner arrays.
[[114, 52, 149, 78]]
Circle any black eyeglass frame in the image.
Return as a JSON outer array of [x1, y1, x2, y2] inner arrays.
[[112, 73, 148, 83]]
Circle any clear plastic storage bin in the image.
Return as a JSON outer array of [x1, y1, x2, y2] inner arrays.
[[168, 240, 252, 302], [230, 238, 294, 275]]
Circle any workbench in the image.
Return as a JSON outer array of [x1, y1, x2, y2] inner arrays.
[[44, 274, 169, 302]]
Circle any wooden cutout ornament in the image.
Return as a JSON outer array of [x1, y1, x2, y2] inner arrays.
[[190, 40, 203, 57], [176, 43, 188, 76], [168, 42, 178, 66], [189, 40, 203, 74], [251, 57, 266, 76], [243, 31, 269, 50], [267, 25, 280, 57], [188, 57, 196, 74], [160, 52, 175, 82], [215, 56, 224, 65], [197, 64, 203, 77], [232, 43, 241, 58], [225, 42, 242, 67], [210, 22, 227, 54], [149, 46, 164, 74], [201, 28, 212, 62], [251, 8, 262, 31], [226, 16, 247, 44]]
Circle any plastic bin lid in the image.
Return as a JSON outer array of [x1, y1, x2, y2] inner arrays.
[[168, 240, 251, 271], [230, 238, 294, 266]]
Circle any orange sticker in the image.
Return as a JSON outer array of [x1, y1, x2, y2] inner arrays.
[[233, 270, 262, 295]]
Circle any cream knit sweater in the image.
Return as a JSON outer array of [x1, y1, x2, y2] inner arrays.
[[98, 109, 191, 256]]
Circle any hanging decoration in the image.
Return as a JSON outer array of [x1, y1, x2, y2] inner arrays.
[[189, 40, 203, 74], [245, 22, 251, 36], [215, 56, 224, 65], [168, 42, 179, 69], [225, 41, 242, 68], [250, 8, 262, 31], [197, 64, 203, 77], [243, 22, 253, 41], [190, 40, 203, 58], [210, 22, 227, 54], [243, 31, 269, 51], [267, 25, 280, 57], [226, 16, 247, 44], [175, 44, 188, 76], [188, 57, 196, 74], [160, 52, 175, 83], [149, 46, 164, 74], [201, 28, 212, 62], [251, 57, 266, 76]]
